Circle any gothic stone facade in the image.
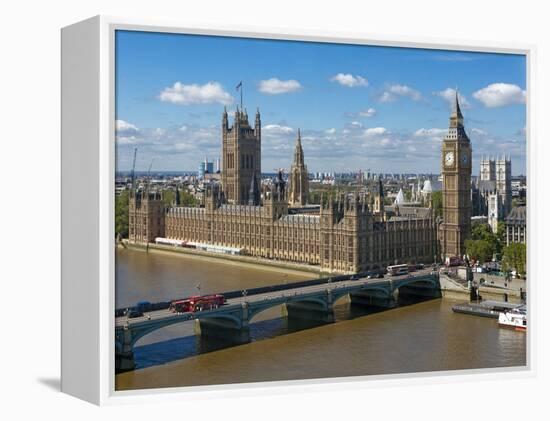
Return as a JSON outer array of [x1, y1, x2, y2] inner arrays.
[[473, 155, 512, 232], [128, 190, 165, 244], [440, 93, 472, 258], [162, 188, 437, 274], [221, 108, 261, 205], [288, 129, 309, 207], [129, 107, 438, 274]]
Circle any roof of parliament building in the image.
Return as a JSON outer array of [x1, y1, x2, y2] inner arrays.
[[505, 206, 526, 225]]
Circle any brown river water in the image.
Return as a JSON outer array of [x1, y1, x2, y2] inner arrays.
[[115, 248, 526, 391]]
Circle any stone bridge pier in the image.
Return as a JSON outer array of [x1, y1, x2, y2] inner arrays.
[[194, 303, 251, 343], [115, 329, 137, 373], [282, 289, 335, 323], [350, 286, 395, 309]]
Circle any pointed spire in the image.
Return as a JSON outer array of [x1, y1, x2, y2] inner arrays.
[[451, 88, 464, 121], [248, 173, 260, 206], [292, 128, 305, 167]]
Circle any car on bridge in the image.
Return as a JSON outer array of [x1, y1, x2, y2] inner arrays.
[[126, 309, 144, 319]]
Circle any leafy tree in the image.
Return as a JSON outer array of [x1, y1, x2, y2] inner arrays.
[[502, 243, 527, 276], [465, 239, 494, 263], [495, 221, 506, 254], [180, 190, 198, 206], [471, 223, 493, 241], [469, 222, 505, 258], [163, 190, 175, 207], [163, 188, 197, 207], [115, 190, 129, 238], [431, 191, 443, 218]]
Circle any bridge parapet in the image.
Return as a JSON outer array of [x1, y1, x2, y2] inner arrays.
[[115, 272, 440, 372]]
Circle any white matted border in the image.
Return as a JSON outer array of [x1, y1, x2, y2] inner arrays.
[[63, 14, 536, 405]]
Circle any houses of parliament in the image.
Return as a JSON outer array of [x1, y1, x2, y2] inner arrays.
[[129, 95, 470, 273]]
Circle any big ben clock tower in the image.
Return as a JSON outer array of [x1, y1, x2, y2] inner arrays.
[[441, 92, 472, 258]]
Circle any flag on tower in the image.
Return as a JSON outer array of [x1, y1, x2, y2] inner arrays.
[[236, 81, 242, 90]]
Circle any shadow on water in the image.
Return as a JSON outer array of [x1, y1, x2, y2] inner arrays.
[[133, 293, 439, 370], [134, 317, 295, 369]]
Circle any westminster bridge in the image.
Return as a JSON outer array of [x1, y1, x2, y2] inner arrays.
[[115, 269, 440, 371]]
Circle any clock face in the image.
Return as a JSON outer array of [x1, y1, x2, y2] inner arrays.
[[444, 151, 454, 166]]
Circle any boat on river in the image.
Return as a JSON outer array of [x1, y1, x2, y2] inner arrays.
[[498, 305, 527, 331]]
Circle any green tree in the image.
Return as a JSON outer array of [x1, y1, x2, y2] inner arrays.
[[495, 221, 506, 254], [180, 190, 198, 206], [163, 189, 175, 207], [163, 188, 198, 207], [465, 239, 494, 263], [469, 222, 505, 258], [431, 191, 442, 218], [471, 223, 493, 241], [502, 243, 527, 276], [115, 190, 129, 238]]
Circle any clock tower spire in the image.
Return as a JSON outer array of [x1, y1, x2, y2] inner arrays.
[[441, 90, 472, 259]]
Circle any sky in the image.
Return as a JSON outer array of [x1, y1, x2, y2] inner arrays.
[[115, 30, 527, 175]]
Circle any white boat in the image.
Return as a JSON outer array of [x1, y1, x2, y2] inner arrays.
[[498, 305, 527, 331]]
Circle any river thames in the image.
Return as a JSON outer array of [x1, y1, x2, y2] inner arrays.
[[115, 248, 526, 390]]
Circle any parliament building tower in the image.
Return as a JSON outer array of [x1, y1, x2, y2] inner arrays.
[[288, 129, 309, 207], [221, 107, 261, 204], [441, 92, 472, 258]]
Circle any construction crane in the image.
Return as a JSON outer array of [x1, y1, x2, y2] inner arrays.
[[130, 148, 137, 190]]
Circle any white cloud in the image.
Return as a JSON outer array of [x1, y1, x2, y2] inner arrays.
[[473, 83, 526, 107], [471, 128, 486, 136], [153, 128, 166, 137], [116, 120, 139, 133], [364, 127, 387, 136], [433, 88, 471, 109], [378, 84, 422, 102], [258, 78, 302, 95], [325, 128, 336, 135], [115, 120, 141, 145], [330, 73, 369, 87], [263, 124, 294, 134], [358, 107, 377, 117], [159, 81, 233, 105], [378, 92, 395, 103], [351, 121, 363, 128], [414, 128, 447, 138]]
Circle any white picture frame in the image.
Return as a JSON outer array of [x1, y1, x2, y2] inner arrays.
[[61, 15, 535, 405]]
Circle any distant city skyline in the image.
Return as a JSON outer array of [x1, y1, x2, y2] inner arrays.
[[115, 30, 527, 174]]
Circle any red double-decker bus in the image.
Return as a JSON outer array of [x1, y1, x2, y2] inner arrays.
[[169, 294, 226, 313]]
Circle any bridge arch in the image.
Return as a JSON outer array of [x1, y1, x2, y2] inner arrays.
[[247, 295, 331, 322], [395, 276, 439, 291]]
